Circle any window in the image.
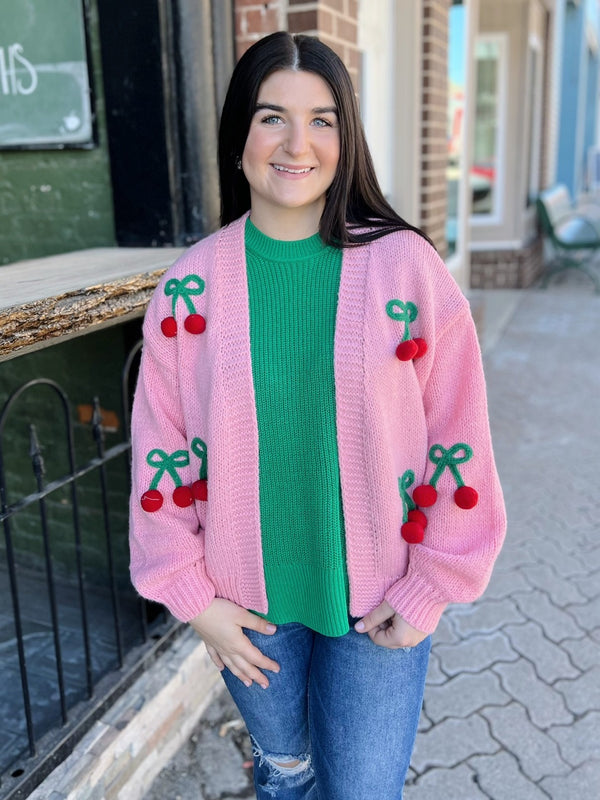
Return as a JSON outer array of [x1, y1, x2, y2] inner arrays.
[[472, 35, 507, 221], [446, 1, 466, 256]]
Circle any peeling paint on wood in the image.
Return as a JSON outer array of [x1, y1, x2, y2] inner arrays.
[[0, 247, 185, 361]]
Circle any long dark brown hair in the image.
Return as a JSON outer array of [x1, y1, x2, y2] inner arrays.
[[218, 31, 432, 247]]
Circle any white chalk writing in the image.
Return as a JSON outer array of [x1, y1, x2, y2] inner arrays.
[[0, 44, 38, 96]]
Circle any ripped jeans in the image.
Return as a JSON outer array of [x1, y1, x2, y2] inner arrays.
[[221, 621, 431, 799]]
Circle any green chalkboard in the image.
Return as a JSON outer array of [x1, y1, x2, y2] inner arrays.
[[0, 0, 93, 147]]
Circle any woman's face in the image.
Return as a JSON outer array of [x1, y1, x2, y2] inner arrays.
[[242, 69, 341, 235]]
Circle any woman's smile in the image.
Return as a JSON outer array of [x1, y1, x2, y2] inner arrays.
[[271, 164, 314, 175]]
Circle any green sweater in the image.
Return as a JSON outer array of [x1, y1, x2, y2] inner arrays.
[[245, 218, 350, 637]]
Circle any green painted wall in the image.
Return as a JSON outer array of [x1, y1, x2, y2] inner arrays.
[[0, 0, 116, 266]]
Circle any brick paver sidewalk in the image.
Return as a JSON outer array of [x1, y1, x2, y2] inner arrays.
[[146, 278, 600, 800]]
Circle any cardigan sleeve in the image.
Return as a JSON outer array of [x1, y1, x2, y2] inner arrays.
[[384, 304, 507, 633], [128, 287, 216, 622]]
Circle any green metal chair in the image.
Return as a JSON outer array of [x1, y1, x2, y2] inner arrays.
[[536, 185, 600, 293]]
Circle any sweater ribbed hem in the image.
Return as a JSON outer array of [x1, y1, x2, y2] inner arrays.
[[256, 563, 350, 637]]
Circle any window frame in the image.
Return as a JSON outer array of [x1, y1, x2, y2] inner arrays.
[[470, 32, 509, 227]]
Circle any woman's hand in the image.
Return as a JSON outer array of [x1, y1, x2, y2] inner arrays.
[[189, 598, 280, 689], [354, 600, 429, 649]]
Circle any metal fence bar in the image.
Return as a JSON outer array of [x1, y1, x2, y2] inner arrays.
[[120, 340, 151, 642], [91, 397, 124, 667], [0, 491, 36, 758], [29, 423, 68, 725], [67, 435, 94, 701]]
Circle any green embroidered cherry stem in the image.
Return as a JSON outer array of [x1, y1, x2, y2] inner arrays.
[[400, 469, 427, 543], [164, 275, 205, 316], [191, 437, 208, 480], [398, 469, 416, 522], [146, 449, 190, 489], [385, 300, 418, 342], [428, 443, 473, 489]]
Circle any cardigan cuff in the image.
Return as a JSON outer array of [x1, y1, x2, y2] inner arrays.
[[146, 566, 217, 623], [384, 572, 448, 635]]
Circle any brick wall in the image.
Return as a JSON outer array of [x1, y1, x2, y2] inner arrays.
[[234, 0, 286, 57], [470, 238, 544, 289], [421, 0, 449, 253], [234, 0, 359, 86]]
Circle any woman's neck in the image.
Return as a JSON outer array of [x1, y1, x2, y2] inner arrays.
[[248, 203, 324, 241]]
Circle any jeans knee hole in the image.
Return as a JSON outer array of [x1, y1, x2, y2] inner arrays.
[[264, 754, 310, 776], [250, 735, 311, 779], [273, 758, 301, 769]]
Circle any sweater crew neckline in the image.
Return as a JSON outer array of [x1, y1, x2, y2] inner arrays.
[[245, 217, 328, 262]]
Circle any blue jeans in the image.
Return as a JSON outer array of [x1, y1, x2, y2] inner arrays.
[[221, 621, 431, 800]]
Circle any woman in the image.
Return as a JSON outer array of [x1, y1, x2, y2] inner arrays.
[[129, 32, 506, 799]]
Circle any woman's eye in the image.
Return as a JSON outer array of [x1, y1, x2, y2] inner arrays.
[[261, 115, 283, 125], [312, 118, 331, 128]]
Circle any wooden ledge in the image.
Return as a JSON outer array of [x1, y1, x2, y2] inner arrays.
[[0, 247, 185, 362]]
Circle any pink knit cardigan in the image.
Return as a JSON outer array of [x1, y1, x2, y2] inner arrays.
[[129, 214, 506, 634]]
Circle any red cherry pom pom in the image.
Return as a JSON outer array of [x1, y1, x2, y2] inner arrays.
[[413, 338, 428, 358], [454, 485, 479, 509], [161, 316, 178, 337], [184, 314, 206, 334], [172, 486, 194, 508], [396, 340, 419, 361], [413, 484, 438, 507], [401, 521, 425, 544], [408, 508, 428, 528], [192, 479, 208, 501], [141, 489, 163, 512]]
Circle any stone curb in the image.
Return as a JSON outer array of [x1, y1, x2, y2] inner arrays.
[[27, 629, 222, 800]]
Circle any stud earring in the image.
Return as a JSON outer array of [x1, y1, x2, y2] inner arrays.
[[235, 157, 242, 170]]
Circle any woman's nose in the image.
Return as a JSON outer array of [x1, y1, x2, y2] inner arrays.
[[283, 123, 309, 156]]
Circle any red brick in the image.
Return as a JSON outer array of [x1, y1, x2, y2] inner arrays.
[[317, 8, 335, 35], [347, 45, 360, 70], [336, 16, 358, 44], [288, 9, 318, 32], [323, 0, 346, 12], [244, 7, 280, 34]]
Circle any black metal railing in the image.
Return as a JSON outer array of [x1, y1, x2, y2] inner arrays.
[[0, 341, 179, 799]]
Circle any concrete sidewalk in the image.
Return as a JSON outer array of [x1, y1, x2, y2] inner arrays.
[[145, 274, 600, 800]]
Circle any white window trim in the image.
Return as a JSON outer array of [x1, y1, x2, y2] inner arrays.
[[469, 239, 527, 251], [527, 33, 544, 207], [392, 0, 422, 226], [470, 32, 508, 227]]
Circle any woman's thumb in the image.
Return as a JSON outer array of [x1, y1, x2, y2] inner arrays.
[[354, 602, 391, 633]]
